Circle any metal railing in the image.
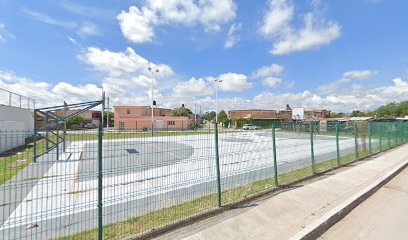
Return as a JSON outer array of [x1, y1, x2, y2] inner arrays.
[[0, 121, 407, 239], [0, 88, 36, 110]]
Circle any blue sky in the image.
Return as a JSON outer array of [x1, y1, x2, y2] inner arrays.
[[0, 0, 408, 112]]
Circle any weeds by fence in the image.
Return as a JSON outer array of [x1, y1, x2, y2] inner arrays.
[[0, 121, 407, 239]]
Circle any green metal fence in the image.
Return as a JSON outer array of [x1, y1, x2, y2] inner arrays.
[[0, 121, 407, 239]]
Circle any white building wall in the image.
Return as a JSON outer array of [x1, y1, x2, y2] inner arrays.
[[0, 105, 34, 153], [292, 107, 304, 120]]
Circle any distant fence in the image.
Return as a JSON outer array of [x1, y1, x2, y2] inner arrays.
[[0, 121, 407, 239], [0, 88, 35, 110]]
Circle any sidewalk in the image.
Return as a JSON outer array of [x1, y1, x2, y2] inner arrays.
[[319, 167, 408, 240], [181, 144, 408, 240]]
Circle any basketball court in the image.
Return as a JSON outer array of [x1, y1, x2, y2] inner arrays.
[[0, 130, 376, 239]]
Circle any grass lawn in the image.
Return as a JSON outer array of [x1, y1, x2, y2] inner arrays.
[[0, 138, 50, 185]]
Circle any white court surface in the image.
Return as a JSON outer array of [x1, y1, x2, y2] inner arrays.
[[0, 131, 368, 233]]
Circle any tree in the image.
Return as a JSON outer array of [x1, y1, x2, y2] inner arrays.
[[330, 112, 344, 118], [67, 115, 84, 126], [103, 111, 114, 127], [218, 110, 228, 127], [172, 107, 193, 117], [351, 110, 367, 117], [202, 111, 216, 122]]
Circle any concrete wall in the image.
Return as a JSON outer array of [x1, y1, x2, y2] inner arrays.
[[0, 105, 34, 130], [0, 105, 34, 153]]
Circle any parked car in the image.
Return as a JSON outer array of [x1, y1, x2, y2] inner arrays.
[[84, 123, 98, 129], [243, 124, 260, 130]]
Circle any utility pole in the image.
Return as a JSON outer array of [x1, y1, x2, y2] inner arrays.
[[101, 88, 104, 129], [148, 66, 159, 135], [107, 97, 110, 132]]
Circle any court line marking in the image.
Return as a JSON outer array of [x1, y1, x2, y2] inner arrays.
[[69, 159, 81, 194], [150, 142, 180, 159]]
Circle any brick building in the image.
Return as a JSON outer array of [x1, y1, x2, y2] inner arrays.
[[114, 106, 192, 130]]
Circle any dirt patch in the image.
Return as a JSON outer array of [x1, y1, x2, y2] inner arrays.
[[7, 159, 28, 168]]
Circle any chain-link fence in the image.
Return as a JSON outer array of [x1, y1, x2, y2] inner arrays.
[[0, 121, 407, 239]]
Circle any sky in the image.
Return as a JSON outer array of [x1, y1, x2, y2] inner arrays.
[[1, 0, 408, 113]]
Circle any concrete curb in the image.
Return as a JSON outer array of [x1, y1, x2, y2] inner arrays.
[[290, 159, 408, 240]]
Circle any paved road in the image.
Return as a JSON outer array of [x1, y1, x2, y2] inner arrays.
[[319, 167, 408, 240]]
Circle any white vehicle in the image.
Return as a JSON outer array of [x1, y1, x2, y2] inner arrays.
[[243, 124, 260, 130]]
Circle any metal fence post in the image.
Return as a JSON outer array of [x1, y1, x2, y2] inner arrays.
[[387, 125, 391, 149], [310, 122, 315, 174], [272, 123, 278, 187], [368, 122, 372, 154], [45, 112, 49, 150], [98, 121, 103, 240], [354, 123, 358, 159], [336, 122, 340, 166], [214, 123, 222, 208], [33, 109, 37, 163], [56, 123, 59, 161]]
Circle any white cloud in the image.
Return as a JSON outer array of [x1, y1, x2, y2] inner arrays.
[[252, 63, 284, 79], [285, 81, 295, 88], [22, 8, 77, 29], [117, 0, 237, 44], [68, 36, 77, 45], [252, 63, 284, 88], [78, 47, 175, 102], [223, 77, 408, 112], [60, 1, 115, 18], [78, 22, 101, 37], [259, 0, 293, 38], [2, 69, 408, 113], [343, 70, 378, 80], [117, 6, 156, 43], [172, 78, 213, 98], [0, 71, 101, 107], [224, 22, 241, 48], [79, 47, 174, 78], [216, 73, 252, 92], [317, 78, 351, 95], [259, 0, 341, 55], [0, 22, 15, 43], [23, 8, 101, 39], [0, 22, 5, 41], [262, 77, 282, 88]]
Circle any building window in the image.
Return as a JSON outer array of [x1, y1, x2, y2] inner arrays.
[[126, 109, 130, 114], [119, 121, 125, 130], [168, 121, 175, 126], [92, 112, 100, 119]]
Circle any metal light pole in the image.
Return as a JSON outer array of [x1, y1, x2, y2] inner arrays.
[[148, 67, 159, 135], [214, 79, 222, 124], [106, 97, 110, 132], [101, 87, 105, 129]]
